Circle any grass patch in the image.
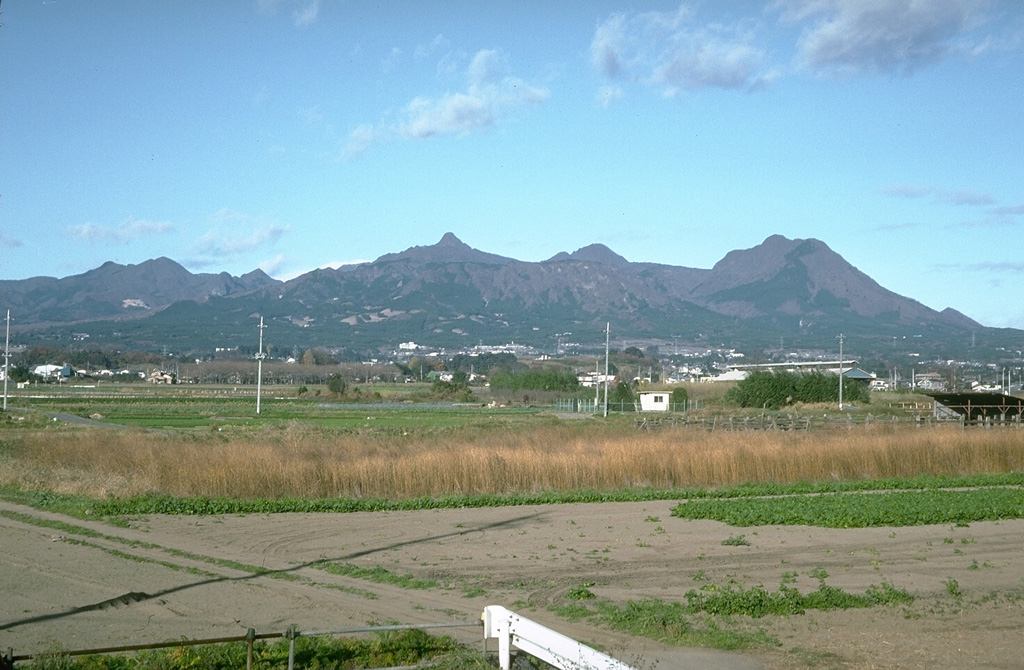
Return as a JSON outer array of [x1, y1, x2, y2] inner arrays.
[[550, 577, 913, 651], [315, 562, 438, 589]]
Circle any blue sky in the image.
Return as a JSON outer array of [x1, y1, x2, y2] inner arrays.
[[2, 1, 1023, 329]]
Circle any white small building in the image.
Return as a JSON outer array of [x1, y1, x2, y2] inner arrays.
[[31, 364, 64, 379], [638, 391, 671, 412]]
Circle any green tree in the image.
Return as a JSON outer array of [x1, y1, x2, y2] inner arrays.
[[489, 368, 579, 392], [726, 370, 868, 409], [327, 373, 347, 395]]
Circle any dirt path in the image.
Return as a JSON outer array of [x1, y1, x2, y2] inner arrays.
[[2, 499, 1023, 669]]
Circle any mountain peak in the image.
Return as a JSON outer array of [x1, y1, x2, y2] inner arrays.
[[566, 243, 629, 266], [437, 232, 466, 247], [375, 233, 514, 265]]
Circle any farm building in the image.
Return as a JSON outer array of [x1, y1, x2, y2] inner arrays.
[[638, 391, 671, 412], [926, 392, 1024, 423]]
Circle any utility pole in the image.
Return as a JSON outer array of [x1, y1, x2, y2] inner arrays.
[[837, 333, 844, 410], [255, 316, 266, 415], [3, 310, 10, 411], [603, 322, 610, 418]]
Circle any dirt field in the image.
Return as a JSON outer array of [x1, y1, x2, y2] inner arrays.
[[2, 498, 1022, 669]]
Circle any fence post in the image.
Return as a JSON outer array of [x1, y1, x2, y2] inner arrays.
[[286, 624, 298, 670], [1, 648, 13, 670], [246, 628, 256, 670]]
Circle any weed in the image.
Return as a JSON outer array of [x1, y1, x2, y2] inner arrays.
[[567, 583, 597, 600], [721, 534, 750, 547], [944, 578, 963, 597]]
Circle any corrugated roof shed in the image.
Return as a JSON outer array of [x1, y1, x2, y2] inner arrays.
[[925, 392, 1024, 422]]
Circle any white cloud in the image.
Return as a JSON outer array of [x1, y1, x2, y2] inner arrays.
[[259, 254, 287, 277], [382, 46, 403, 73], [191, 210, 287, 260], [415, 34, 450, 60], [777, 0, 987, 75], [66, 217, 174, 244], [194, 224, 287, 257], [257, 0, 320, 27], [293, 0, 320, 27], [343, 48, 548, 158], [589, 4, 770, 99], [342, 124, 380, 160], [595, 85, 624, 108]]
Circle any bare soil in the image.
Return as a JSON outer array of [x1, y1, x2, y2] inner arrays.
[[2, 499, 1022, 669]]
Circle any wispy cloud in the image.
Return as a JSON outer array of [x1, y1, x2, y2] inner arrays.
[[256, 0, 320, 28], [343, 49, 548, 158], [871, 220, 927, 232], [66, 217, 174, 244], [880, 184, 994, 206], [381, 46, 403, 73], [776, 0, 989, 76], [589, 5, 774, 99], [292, 0, 320, 27], [936, 260, 1024, 274], [415, 34, 450, 60], [595, 85, 624, 108], [993, 203, 1024, 216], [191, 210, 287, 260]]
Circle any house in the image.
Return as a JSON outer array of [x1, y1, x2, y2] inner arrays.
[[148, 370, 176, 384], [638, 391, 671, 412], [577, 373, 616, 388], [31, 364, 65, 380]]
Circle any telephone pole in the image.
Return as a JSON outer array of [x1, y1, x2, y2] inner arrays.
[[3, 310, 10, 411], [837, 333, 844, 410], [603, 322, 610, 418], [255, 316, 266, 415]]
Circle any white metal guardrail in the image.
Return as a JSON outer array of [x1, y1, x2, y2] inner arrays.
[[483, 605, 636, 670]]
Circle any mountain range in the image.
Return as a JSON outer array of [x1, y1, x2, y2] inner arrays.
[[0, 234, 1008, 359]]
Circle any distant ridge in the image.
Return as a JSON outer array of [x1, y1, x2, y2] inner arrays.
[[0, 257, 277, 325], [0, 234, 994, 356]]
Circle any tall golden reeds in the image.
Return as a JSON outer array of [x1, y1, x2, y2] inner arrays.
[[2, 423, 1022, 500]]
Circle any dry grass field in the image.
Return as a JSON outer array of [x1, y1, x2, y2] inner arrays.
[[2, 418, 1022, 500]]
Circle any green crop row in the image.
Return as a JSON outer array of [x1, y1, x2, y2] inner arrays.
[[671, 487, 1024, 527], [4, 472, 1024, 519]]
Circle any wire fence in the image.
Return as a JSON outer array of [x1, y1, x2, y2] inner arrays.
[[1, 621, 480, 670]]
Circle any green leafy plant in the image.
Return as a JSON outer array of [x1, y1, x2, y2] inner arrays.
[[721, 534, 750, 546]]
